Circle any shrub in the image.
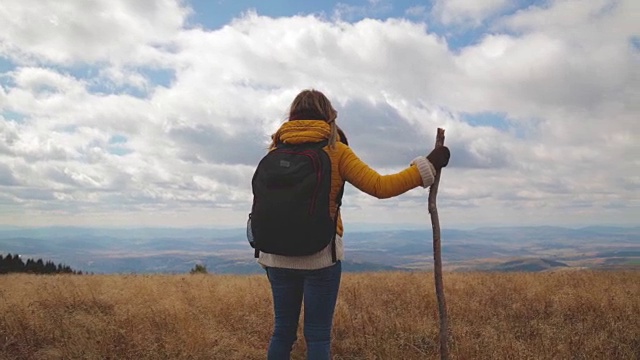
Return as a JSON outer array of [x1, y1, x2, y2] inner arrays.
[[190, 264, 208, 274]]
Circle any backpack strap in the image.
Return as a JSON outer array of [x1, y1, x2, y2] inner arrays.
[[331, 209, 339, 263], [331, 182, 346, 263], [331, 128, 349, 262]]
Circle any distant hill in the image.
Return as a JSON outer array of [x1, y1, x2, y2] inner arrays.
[[0, 225, 637, 274], [489, 258, 569, 272]]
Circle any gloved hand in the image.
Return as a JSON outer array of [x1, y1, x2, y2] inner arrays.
[[426, 146, 450, 170]]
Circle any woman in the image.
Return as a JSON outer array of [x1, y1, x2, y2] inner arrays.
[[258, 89, 450, 360]]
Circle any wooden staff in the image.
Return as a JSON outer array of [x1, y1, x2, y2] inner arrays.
[[429, 128, 449, 360]]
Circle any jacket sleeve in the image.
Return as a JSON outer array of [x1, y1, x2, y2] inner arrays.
[[338, 145, 436, 199]]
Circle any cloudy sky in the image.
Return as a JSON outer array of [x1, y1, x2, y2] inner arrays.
[[0, 0, 638, 229]]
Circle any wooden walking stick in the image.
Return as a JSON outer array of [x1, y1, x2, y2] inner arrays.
[[429, 128, 449, 360]]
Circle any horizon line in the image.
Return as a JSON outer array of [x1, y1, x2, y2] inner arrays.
[[0, 224, 638, 231]]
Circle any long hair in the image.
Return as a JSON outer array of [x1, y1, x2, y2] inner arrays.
[[287, 89, 339, 149]]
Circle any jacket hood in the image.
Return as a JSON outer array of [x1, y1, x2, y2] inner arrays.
[[272, 120, 331, 145]]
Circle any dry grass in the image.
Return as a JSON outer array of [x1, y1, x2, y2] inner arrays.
[[0, 271, 638, 359]]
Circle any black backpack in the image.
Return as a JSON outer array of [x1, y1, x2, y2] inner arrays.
[[248, 139, 343, 261]]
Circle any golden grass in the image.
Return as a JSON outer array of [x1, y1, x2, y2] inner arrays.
[[0, 271, 638, 359]]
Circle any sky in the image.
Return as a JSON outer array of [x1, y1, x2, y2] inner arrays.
[[0, 0, 638, 229]]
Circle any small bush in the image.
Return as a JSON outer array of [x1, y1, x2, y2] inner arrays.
[[189, 264, 208, 274]]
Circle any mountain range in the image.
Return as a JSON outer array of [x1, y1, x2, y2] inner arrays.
[[0, 225, 638, 274]]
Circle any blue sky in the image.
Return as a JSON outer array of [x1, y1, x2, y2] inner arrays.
[[0, 0, 524, 130], [208, 2, 519, 138], [187, 0, 418, 28], [246, 0, 516, 138], [0, 0, 638, 228], [185, 0, 542, 48]]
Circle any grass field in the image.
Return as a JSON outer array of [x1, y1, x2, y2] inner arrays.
[[1, 270, 638, 359]]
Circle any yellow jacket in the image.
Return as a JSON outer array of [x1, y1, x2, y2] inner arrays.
[[259, 120, 435, 268]]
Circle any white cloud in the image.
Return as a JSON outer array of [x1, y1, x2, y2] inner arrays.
[[0, 0, 188, 65], [432, 0, 511, 26], [98, 67, 150, 90], [333, 0, 393, 21], [0, 0, 638, 228]]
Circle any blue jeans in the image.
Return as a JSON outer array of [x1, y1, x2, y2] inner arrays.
[[266, 261, 342, 360]]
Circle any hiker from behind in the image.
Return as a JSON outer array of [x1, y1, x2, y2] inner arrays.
[[249, 89, 450, 360]]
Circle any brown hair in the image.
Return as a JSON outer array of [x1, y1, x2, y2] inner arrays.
[[287, 89, 339, 149]]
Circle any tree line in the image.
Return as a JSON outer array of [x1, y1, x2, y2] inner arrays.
[[0, 253, 83, 275]]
